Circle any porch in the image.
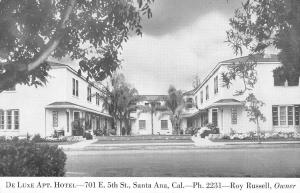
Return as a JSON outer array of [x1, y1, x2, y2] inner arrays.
[[45, 102, 112, 137]]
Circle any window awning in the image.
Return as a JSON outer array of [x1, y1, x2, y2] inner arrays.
[[45, 102, 112, 118], [207, 99, 243, 108]]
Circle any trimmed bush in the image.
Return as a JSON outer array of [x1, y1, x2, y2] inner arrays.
[[0, 140, 66, 176]]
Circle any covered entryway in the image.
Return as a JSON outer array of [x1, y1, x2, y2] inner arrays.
[[45, 102, 112, 137]]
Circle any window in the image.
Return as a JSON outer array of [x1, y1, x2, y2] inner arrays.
[[161, 120, 168, 130], [206, 85, 209, 100], [145, 103, 149, 107], [72, 78, 79, 97], [200, 91, 203, 104], [14, 110, 19, 130], [288, 106, 294, 125], [280, 106, 287, 125], [231, 108, 237, 124], [139, 120, 146, 130], [52, 111, 58, 127], [212, 109, 218, 126], [74, 111, 80, 121], [87, 86, 92, 102], [96, 92, 100, 105], [214, 76, 218, 94], [195, 96, 198, 108], [295, 106, 300, 126], [0, 110, 4, 130], [272, 106, 279, 126], [6, 110, 12, 129]]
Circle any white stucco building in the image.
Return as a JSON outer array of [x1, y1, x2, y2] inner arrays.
[[130, 95, 173, 135], [182, 54, 300, 134], [0, 62, 112, 137]]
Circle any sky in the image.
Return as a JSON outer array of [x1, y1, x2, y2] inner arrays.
[[118, 0, 245, 95]]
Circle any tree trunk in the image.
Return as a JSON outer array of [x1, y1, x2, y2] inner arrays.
[[151, 111, 154, 135], [256, 117, 261, 143]]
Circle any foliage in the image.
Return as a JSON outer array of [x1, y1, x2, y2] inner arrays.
[[244, 94, 266, 123], [99, 73, 141, 134], [71, 118, 85, 136], [0, 140, 66, 176], [31, 134, 43, 143], [159, 85, 189, 135], [137, 100, 166, 135], [221, 54, 257, 95], [227, 0, 300, 78], [273, 66, 299, 86], [192, 74, 201, 88], [0, 0, 153, 92], [243, 93, 266, 142]]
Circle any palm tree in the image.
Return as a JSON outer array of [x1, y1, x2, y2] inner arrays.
[[137, 100, 165, 135], [159, 85, 190, 135]]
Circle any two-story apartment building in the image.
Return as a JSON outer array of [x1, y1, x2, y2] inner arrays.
[[182, 54, 300, 134], [130, 95, 173, 135], [0, 62, 112, 137]]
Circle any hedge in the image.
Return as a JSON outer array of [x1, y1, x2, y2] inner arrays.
[[0, 140, 66, 176]]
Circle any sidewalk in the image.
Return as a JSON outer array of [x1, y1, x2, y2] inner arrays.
[[59, 137, 300, 151]]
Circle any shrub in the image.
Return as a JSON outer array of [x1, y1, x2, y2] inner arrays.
[[0, 140, 66, 176], [31, 134, 43, 143], [84, 132, 93, 140]]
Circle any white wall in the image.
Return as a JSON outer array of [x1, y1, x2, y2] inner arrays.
[[0, 65, 111, 137], [189, 61, 300, 134]]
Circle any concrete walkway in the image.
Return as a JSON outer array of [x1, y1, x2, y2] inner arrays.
[[58, 139, 97, 150], [59, 137, 300, 151]]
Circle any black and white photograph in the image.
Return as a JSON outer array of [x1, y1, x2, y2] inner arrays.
[[0, 0, 299, 192]]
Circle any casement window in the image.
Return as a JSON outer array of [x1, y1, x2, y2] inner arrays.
[[272, 105, 300, 126], [14, 110, 19, 130], [87, 86, 92, 102], [0, 110, 4, 130], [214, 76, 218, 94], [200, 91, 203, 104], [52, 111, 58, 127], [161, 120, 168, 130], [295, 106, 300, 126], [272, 106, 279, 126], [96, 92, 100, 105], [139, 120, 146, 130], [231, 108, 237, 124], [72, 78, 79, 97], [288, 106, 294, 125], [6, 110, 12, 129], [0, 110, 20, 130], [280, 106, 287, 125], [206, 85, 209, 100], [212, 109, 218, 126]]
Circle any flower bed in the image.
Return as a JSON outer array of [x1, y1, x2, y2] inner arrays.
[[208, 132, 300, 142]]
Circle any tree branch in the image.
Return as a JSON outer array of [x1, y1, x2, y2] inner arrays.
[[1, 0, 76, 73]]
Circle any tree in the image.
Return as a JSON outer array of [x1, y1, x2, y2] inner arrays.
[[221, 55, 266, 142], [160, 85, 188, 135], [226, 0, 300, 79], [99, 73, 141, 135], [244, 94, 266, 143], [192, 74, 201, 88], [137, 100, 165, 135], [0, 0, 153, 92]]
